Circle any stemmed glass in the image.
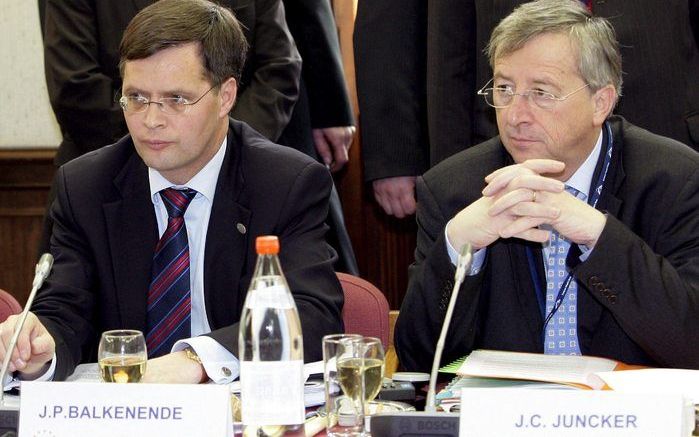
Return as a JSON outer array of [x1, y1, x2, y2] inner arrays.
[[97, 330, 147, 383], [323, 335, 386, 436], [340, 337, 385, 408]]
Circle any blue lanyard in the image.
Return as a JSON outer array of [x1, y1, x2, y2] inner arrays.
[[526, 122, 614, 327]]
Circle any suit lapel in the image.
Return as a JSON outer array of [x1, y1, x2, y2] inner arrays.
[[204, 126, 251, 330], [596, 119, 626, 218], [104, 152, 157, 332], [578, 117, 626, 351]]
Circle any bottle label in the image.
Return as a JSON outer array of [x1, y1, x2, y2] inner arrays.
[[245, 285, 295, 309], [240, 360, 305, 425]]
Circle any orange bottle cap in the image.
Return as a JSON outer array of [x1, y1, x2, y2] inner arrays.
[[255, 235, 280, 255]]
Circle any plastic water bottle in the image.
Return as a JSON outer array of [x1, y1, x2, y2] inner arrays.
[[239, 235, 305, 435]]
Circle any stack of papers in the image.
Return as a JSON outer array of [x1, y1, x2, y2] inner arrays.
[[454, 349, 618, 389], [67, 361, 329, 407]]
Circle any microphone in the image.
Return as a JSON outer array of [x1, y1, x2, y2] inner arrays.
[[371, 244, 472, 437], [0, 254, 54, 409]]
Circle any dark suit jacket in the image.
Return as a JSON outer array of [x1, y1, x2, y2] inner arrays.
[[277, 0, 358, 274], [355, 0, 699, 183], [43, 0, 301, 166], [395, 116, 699, 371], [279, 0, 355, 157], [34, 118, 344, 380], [354, 0, 475, 181]]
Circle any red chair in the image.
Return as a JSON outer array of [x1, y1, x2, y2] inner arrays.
[[337, 272, 390, 348], [0, 289, 22, 322]]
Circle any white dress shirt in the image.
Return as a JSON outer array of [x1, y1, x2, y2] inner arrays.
[[148, 137, 238, 384]]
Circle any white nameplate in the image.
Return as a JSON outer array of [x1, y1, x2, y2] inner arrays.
[[19, 381, 231, 437], [459, 388, 694, 436]]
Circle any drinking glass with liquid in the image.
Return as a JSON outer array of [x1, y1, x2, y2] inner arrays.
[[98, 330, 147, 383], [338, 337, 385, 407], [323, 335, 386, 436]]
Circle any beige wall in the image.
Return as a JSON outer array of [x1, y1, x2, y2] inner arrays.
[[0, 1, 61, 148]]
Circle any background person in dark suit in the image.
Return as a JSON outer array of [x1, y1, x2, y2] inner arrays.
[[0, 0, 342, 384], [395, 0, 699, 371], [278, 0, 359, 274], [354, 0, 475, 218], [354, 0, 699, 218]]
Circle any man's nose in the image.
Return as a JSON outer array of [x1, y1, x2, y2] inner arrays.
[[506, 93, 535, 125], [143, 102, 166, 128]]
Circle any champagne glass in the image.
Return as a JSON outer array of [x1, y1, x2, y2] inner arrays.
[[98, 330, 147, 383], [337, 337, 385, 408], [360, 337, 385, 404], [335, 336, 386, 432], [323, 334, 364, 436]]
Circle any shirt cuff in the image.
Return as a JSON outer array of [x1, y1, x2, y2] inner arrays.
[[174, 337, 239, 384], [578, 244, 594, 262], [3, 354, 57, 391], [444, 221, 486, 275]]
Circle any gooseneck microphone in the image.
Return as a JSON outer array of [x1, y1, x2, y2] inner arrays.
[[371, 244, 473, 437], [0, 253, 54, 404], [425, 243, 472, 413]]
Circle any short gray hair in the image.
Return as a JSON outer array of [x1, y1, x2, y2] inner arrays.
[[487, 0, 622, 97]]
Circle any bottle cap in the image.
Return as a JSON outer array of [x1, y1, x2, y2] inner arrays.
[[255, 235, 280, 255]]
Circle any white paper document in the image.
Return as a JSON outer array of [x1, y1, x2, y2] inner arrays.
[[596, 368, 699, 404]]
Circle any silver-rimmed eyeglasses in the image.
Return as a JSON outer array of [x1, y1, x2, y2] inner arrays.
[[477, 79, 589, 110], [118, 85, 216, 115]]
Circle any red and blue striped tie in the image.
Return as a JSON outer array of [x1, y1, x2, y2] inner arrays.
[[146, 188, 197, 357]]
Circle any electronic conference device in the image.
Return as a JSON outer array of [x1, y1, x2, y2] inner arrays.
[[0, 254, 54, 435], [371, 244, 472, 437]]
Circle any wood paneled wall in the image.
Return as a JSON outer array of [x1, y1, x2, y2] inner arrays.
[[333, 129, 416, 309], [0, 150, 55, 305]]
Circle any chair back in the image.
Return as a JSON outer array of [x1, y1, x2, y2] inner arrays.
[[337, 272, 390, 348], [0, 289, 22, 322]]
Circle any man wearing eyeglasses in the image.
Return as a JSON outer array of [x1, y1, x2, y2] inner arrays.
[[396, 0, 699, 371], [0, 0, 342, 385]]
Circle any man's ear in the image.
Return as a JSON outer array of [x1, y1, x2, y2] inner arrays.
[[592, 84, 617, 125], [218, 77, 238, 117]]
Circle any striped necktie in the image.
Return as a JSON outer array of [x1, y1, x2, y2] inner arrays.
[[146, 188, 197, 357]]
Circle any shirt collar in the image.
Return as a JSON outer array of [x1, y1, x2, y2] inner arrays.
[[149, 136, 228, 204], [564, 129, 603, 200]]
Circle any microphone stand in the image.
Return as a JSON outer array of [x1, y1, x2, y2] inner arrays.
[[424, 244, 472, 413], [371, 244, 473, 437], [0, 254, 53, 411]]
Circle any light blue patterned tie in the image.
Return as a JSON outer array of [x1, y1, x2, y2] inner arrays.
[[544, 186, 583, 355]]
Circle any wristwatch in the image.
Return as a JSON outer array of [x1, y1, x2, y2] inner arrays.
[[183, 347, 208, 383], [183, 347, 202, 364]]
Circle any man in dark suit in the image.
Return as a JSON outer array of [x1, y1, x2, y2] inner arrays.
[[0, 0, 342, 384], [40, 0, 359, 276], [395, 0, 699, 371], [278, 0, 359, 274], [354, 0, 699, 218]]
